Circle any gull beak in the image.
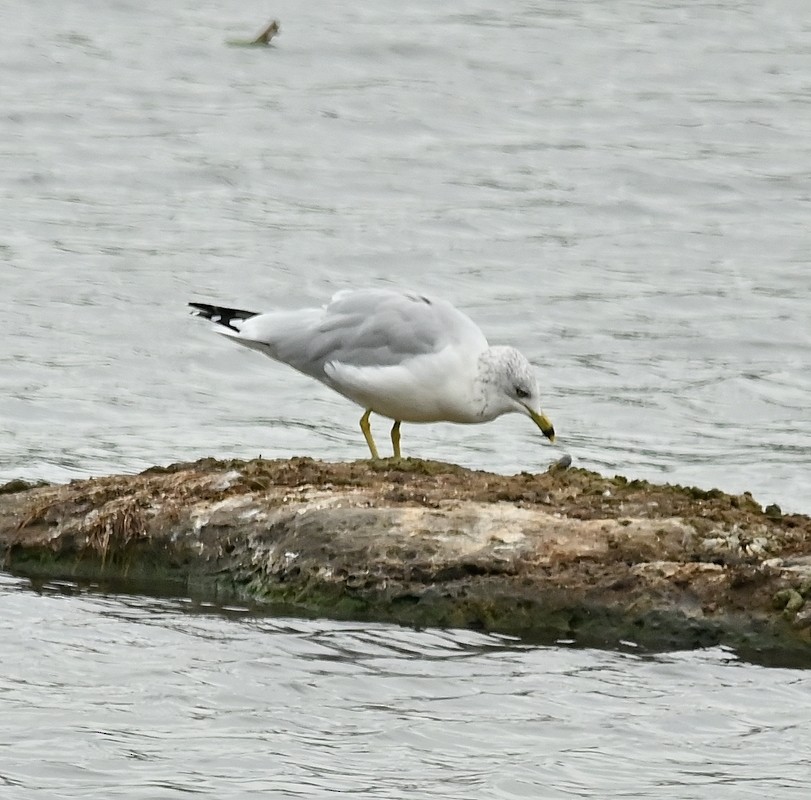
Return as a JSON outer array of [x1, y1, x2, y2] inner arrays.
[[527, 408, 556, 443]]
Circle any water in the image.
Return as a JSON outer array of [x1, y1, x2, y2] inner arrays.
[[2, 0, 809, 511], [2, 1, 811, 795], [2, 575, 810, 799]]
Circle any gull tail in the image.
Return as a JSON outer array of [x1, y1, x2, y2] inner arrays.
[[189, 302, 259, 333]]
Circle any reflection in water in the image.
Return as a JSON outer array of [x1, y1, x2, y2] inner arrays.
[[1, 576, 810, 798]]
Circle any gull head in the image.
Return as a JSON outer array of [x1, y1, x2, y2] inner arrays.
[[481, 346, 556, 442]]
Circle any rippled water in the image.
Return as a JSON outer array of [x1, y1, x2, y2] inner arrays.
[[2, 575, 810, 799], [2, 2, 811, 796], [2, 0, 809, 511]]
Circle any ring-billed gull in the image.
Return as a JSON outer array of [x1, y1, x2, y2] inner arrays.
[[189, 288, 555, 459]]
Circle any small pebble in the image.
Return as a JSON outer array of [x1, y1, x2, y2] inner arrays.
[[773, 588, 793, 609], [785, 590, 805, 614], [550, 453, 572, 471], [773, 588, 804, 613], [761, 557, 784, 570], [791, 607, 811, 629]]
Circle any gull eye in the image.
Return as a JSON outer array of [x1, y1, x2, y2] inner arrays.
[[514, 385, 531, 400]]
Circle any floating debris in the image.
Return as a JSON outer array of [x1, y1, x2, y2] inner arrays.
[[227, 19, 280, 48], [252, 19, 280, 45]]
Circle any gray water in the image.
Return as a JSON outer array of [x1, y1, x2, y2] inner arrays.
[[2, 1, 811, 796], [2, 574, 810, 799]]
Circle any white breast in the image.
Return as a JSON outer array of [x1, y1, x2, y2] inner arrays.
[[323, 348, 486, 423]]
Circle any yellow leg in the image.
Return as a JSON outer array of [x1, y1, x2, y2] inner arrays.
[[391, 420, 401, 459], [359, 409, 379, 459]]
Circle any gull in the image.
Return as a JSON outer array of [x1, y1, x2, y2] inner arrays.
[[189, 288, 555, 459]]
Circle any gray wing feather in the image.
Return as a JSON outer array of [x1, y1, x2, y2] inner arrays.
[[233, 289, 487, 379]]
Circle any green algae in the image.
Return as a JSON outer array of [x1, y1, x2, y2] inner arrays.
[[0, 479, 50, 496]]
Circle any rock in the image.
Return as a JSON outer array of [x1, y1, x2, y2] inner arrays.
[[774, 588, 805, 615], [551, 454, 573, 471], [792, 606, 811, 630], [785, 590, 806, 614], [0, 479, 50, 495], [1, 457, 810, 666]]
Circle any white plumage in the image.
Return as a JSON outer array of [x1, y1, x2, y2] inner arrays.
[[190, 288, 555, 458]]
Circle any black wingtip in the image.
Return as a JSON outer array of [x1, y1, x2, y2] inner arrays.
[[189, 302, 259, 332]]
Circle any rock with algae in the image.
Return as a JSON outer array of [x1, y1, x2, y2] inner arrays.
[[1, 458, 810, 666]]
